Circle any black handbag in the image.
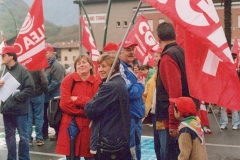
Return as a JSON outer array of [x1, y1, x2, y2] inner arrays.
[[47, 79, 76, 128], [96, 82, 131, 160]]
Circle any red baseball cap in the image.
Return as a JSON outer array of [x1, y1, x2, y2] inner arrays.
[[169, 97, 197, 117], [103, 43, 118, 52], [118, 40, 138, 49], [45, 46, 54, 52], [0, 46, 16, 55]]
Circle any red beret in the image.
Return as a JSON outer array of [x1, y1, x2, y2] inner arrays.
[[45, 46, 54, 52], [118, 40, 138, 49], [103, 43, 118, 52], [169, 97, 197, 117], [0, 46, 16, 55]]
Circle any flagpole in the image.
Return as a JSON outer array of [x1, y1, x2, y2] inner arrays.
[[106, 0, 143, 82], [209, 104, 222, 133], [102, 0, 113, 49]]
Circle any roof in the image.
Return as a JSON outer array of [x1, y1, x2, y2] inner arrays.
[[51, 41, 80, 49]]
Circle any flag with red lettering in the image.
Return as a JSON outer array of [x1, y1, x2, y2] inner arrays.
[[127, 16, 161, 66], [231, 38, 240, 69], [14, 0, 47, 71], [80, 16, 100, 76], [143, 0, 240, 110]]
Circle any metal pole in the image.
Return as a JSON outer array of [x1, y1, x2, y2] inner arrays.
[[79, 4, 82, 55], [0, 3, 18, 37], [209, 104, 222, 133], [103, 0, 113, 49], [106, 0, 143, 82]]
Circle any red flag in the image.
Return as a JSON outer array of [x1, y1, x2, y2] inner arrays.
[[127, 16, 161, 66], [14, 0, 47, 71], [80, 16, 100, 77], [231, 38, 240, 69], [143, 0, 240, 110]]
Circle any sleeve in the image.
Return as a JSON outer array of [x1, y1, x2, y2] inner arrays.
[[59, 76, 90, 116], [48, 62, 64, 93], [85, 82, 118, 121], [126, 82, 145, 100], [160, 54, 182, 129], [39, 69, 48, 94], [13, 68, 35, 102], [178, 133, 193, 160]]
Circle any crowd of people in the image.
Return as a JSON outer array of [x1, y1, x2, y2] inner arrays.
[[0, 21, 239, 160]]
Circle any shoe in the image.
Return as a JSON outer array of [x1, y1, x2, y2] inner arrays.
[[36, 139, 44, 146], [43, 135, 49, 139], [29, 140, 33, 146], [50, 135, 57, 141], [232, 126, 238, 130], [207, 109, 213, 113], [220, 126, 227, 130]]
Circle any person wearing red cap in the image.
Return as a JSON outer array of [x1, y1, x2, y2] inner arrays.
[[42, 46, 65, 141], [170, 97, 208, 160], [156, 22, 190, 160], [103, 42, 118, 54], [0, 46, 35, 160], [119, 41, 145, 160]]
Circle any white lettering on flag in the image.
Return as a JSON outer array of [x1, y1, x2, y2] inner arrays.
[[157, 0, 167, 3]]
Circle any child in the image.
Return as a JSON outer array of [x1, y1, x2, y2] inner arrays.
[[170, 97, 208, 160]]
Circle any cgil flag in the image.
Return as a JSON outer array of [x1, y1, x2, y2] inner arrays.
[[14, 0, 48, 71], [127, 15, 161, 66], [143, 0, 240, 111]]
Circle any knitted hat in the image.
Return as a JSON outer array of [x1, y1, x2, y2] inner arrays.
[[169, 97, 197, 117], [0, 46, 16, 55], [103, 43, 118, 52], [45, 46, 54, 52]]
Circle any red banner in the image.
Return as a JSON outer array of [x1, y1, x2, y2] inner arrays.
[[127, 16, 160, 66], [144, 0, 240, 110], [231, 38, 240, 69], [14, 0, 48, 71]]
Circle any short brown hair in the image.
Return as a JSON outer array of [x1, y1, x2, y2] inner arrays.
[[97, 53, 120, 72], [74, 54, 95, 75]]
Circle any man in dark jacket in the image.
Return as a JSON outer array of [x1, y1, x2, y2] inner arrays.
[[0, 46, 34, 160], [156, 22, 190, 160], [28, 69, 48, 146], [42, 46, 65, 141]]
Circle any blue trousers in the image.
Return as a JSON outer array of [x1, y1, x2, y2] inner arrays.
[[130, 117, 142, 160], [28, 93, 44, 140], [220, 107, 240, 128], [3, 113, 30, 160]]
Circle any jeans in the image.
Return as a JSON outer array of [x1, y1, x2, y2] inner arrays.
[[165, 128, 179, 160], [220, 107, 240, 128], [28, 93, 44, 140], [158, 129, 166, 160], [3, 114, 30, 160], [130, 117, 142, 160], [152, 115, 161, 160]]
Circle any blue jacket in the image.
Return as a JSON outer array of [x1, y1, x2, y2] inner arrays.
[[120, 61, 145, 119]]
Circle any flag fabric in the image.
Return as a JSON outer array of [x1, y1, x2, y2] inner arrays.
[[14, 0, 48, 71], [231, 38, 240, 69], [127, 15, 161, 66], [197, 101, 212, 134], [80, 16, 100, 77], [143, 0, 240, 111]]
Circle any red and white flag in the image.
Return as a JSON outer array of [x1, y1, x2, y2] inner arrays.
[[14, 0, 48, 71], [143, 0, 240, 111], [127, 16, 161, 66], [231, 38, 240, 69]]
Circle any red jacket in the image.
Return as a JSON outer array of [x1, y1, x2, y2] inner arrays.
[[56, 72, 100, 157]]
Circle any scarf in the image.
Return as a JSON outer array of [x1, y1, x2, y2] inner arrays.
[[181, 116, 204, 144], [48, 56, 56, 67]]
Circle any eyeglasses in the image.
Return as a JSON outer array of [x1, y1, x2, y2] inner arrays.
[[1, 54, 8, 58]]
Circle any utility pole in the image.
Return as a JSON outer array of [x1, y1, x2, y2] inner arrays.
[[73, 0, 82, 55]]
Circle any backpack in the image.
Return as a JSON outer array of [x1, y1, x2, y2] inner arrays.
[[47, 79, 76, 128]]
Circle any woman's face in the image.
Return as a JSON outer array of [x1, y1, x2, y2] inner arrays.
[[75, 58, 92, 75], [98, 61, 112, 80], [140, 68, 149, 77]]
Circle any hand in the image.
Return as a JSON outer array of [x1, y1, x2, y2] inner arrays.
[[0, 79, 4, 87], [169, 128, 179, 138], [71, 96, 77, 101]]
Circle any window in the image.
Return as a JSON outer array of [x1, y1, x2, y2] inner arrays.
[[159, 19, 165, 24], [68, 48, 72, 52], [238, 15, 240, 28], [73, 56, 76, 61], [147, 19, 153, 31], [123, 21, 128, 27], [64, 56, 68, 61], [116, 21, 121, 28]]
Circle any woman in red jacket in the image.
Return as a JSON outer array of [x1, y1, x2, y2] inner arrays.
[[56, 54, 100, 160]]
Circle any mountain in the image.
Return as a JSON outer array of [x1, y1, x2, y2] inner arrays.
[[22, 0, 79, 27]]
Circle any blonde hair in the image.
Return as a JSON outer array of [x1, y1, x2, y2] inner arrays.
[[97, 53, 120, 72], [74, 54, 95, 75]]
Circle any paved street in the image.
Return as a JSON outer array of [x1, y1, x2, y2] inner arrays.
[[0, 107, 240, 160]]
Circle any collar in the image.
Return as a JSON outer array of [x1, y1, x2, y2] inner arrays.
[[6, 61, 18, 70], [101, 71, 120, 83], [72, 72, 95, 84], [161, 42, 178, 57]]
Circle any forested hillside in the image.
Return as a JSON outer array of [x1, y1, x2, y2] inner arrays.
[[0, 0, 79, 44]]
